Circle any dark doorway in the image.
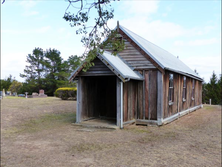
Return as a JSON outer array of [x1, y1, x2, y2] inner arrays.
[[81, 76, 117, 121]]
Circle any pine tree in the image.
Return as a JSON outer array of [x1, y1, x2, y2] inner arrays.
[[202, 78, 207, 104], [44, 48, 68, 96], [20, 48, 45, 92], [206, 71, 219, 104]]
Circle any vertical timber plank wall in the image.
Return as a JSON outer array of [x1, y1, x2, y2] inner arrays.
[[145, 71, 149, 119], [163, 71, 169, 118], [172, 73, 179, 115], [163, 70, 202, 119], [137, 81, 143, 119], [80, 76, 117, 120], [123, 81, 138, 122], [149, 70, 157, 120], [123, 70, 158, 122]]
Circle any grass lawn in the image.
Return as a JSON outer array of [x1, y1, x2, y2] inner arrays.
[[1, 97, 221, 167]]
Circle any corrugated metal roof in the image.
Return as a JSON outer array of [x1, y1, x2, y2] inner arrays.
[[97, 51, 143, 82], [69, 50, 143, 82], [119, 25, 203, 81]]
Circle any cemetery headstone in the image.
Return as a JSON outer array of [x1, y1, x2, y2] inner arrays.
[[39, 89, 44, 95], [29, 90, 47, 98], [32, 92, 38, 96], [25, 92, 28, 98], [3, 89, 5, 97], [39, 89, 47, 97]]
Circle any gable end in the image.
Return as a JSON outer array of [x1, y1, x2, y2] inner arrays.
[[119, 28, 165, 74], [78, 57, 115, 76]]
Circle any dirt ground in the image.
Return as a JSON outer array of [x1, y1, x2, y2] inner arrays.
[[1, 97, 221, 167]]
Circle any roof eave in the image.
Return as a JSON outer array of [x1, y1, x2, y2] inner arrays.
[[165, 67, 203, 81], [97, 53, 143, 82]]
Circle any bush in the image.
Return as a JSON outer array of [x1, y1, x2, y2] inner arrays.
[[54, 87, 77, 100]]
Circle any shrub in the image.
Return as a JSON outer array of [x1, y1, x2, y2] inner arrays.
[[54, 87, 77, 100]]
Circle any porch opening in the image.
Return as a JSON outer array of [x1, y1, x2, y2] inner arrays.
[[80, 76, 117, 126]]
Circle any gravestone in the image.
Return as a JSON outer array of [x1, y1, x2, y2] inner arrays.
[[3, 89, 5, 97], [25, 92, 28, 98], [29, 89, 47, 98], [39, 89, 47, 97], [39, 89, 44, 95], [32, 92, 39, 96]]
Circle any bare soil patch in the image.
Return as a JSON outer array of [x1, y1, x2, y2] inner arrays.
[[1, 97, 221, 167]]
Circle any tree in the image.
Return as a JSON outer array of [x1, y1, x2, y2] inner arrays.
[[63, 0, 124, 70], [9, 80, 23, 93], [0, 75, 13, 91], [2, 0, 122, 70], [202, 78, 207, 104], [205, 71, 220, 105], [20, 47, 45, 92], [67, 55, 82, 73], [19, 47, 79, 96], [44, 48, 68, 95]]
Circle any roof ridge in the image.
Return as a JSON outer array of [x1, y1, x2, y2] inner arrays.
[[119, 25, 202, 81], [119, 25, 177, 59]]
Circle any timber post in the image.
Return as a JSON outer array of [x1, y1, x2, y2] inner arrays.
[[76, 77, 82, 123], [157, 71, 163, 125], [116, 77, 122, 128]]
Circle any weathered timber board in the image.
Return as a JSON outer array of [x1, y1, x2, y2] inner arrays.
[[123, 83, 128, 122], [117, 35, 157, 70], [149, 70, 157, 120], [145, 71, 149, 119], [78, 57, 114, 76], [137, 81, 143, 119], [163, 70, 202, 119]]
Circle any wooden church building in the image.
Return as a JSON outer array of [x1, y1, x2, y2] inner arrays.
[[69, 24, 203, 128]]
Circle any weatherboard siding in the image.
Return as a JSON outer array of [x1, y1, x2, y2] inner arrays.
[[78, 57, 115, 76], [163, 71, 202, 119], [118, 39, 156, 70]]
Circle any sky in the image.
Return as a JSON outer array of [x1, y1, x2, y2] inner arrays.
[[1, 0, 221, 83]]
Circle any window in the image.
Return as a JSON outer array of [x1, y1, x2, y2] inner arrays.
[[182, 76, 186, 101], [191, 79, 195, 100], [169, 73, 174, 104]]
